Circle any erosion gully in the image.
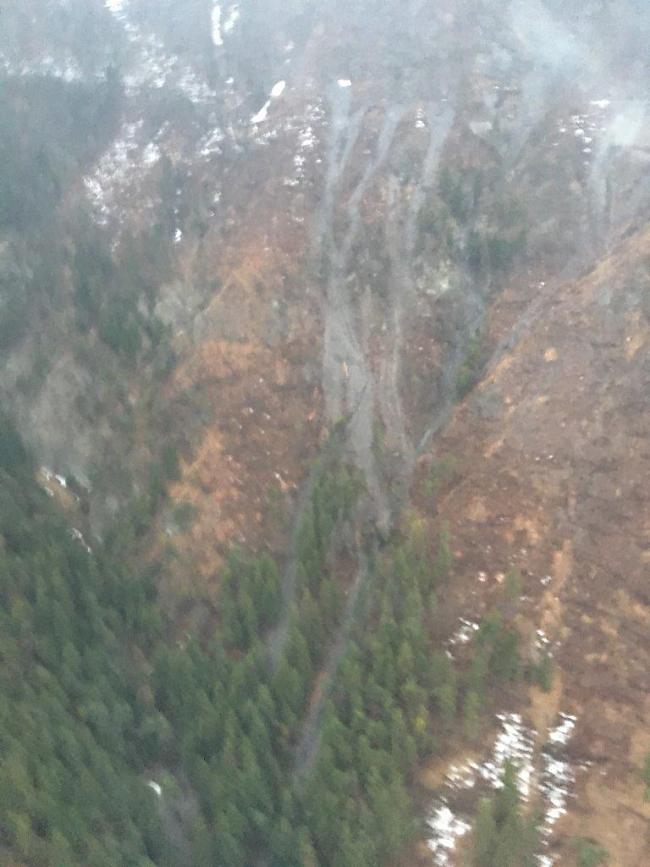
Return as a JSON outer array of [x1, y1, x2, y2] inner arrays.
[[287, 92, 489, 781]]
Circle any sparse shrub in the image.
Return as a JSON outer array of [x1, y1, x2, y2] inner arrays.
[[538, 652, 554, 691], [439, 167, 473, 223], [161, 443, 180, 482], [0, 413, 32, 476], [417, 201, 440, 237], [504, 567, 523, 602], [487, 230, 527, 272], [172, 501, 196, 532], [572, 837, 609, 867], [424, 455, 458, 496], [97, 297, 142, 362], [0, 283, 29, 350], [456, 331, 488, 399]]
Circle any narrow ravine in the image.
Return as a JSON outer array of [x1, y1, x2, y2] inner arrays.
[[293, 552, 370, 779], [288, 91, 408, 778], [321, 97, 405, 531], [382, 103, 455, 476], [266, 455, 326, 670], [290, 97, 470, 780]]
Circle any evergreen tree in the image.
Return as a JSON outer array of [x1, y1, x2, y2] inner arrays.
[[463, 689, 481, 741], [472, 797, 497, 867]]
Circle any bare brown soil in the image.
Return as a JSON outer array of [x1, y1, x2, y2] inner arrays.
[[409, 227, 650, 862]]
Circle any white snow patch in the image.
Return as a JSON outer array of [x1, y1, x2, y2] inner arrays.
[[448, 618, 480, 646], [590, 99, 610, 109], [199, 127, 225, 158], [211, 4, 223, 47], [271, 80, 286, 98], [146, 780, 162, 797], [224, 5, 240, 34], [142, 142, 161, 166], [299, 126, 317, 150], [426, 710, 579, 865], [71, 528, 92, 554], [539, 714, 577, 840], [426, 804, 471, 866], [103, 2, 216, 103], [174, 228, 183, 244], [548, 713, 575, 746], [535, 629, 551, 654], [251, 82, 287, 123], [0, 53, 84, 82], [251, 100, 271, 124], [609, 103, 645, 148], [481, 713, 536, 799], [176, 67, 216, 103], [470, 120, 493, 136], [337, 78, 352, 88], [83, 122, 166, 226], [426, 715, 535, 861]]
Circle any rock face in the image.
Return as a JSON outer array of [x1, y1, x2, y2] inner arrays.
[[1, 0, 649, 859]]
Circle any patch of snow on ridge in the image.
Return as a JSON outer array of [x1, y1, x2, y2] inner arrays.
[[338, 78, 352, 88], [71, 528, 92, 554], [84, 121, 166, 226], [0, 53, 83, 82], [426, 714, 536, 863], [104, 0, 216, 103], [538, 713, 578, 863], [481, 713, 536, 799], [425, 711, 580, 866], [224, 5, 240, 35], [251, 81, 288, 124], [211, 5, 223, 46], [548, 713, 575, 746], [146, 780, 162, 797], [271, 80, 286, 98], [426, 805, 471, 866], [448, 618, 480, 647], [199, 127, 225, 158], [251, 100, 271, 124], [142, 142, 161, 166]]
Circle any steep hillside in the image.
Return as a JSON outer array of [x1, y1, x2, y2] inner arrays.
[[412, 227, 650, 865], [0, 1, 649, 865]]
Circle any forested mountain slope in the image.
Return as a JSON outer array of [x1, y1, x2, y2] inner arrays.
[[0, 1, 648, 865]]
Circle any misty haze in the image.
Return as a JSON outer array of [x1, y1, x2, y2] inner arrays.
[[0, 1, 648, 866]]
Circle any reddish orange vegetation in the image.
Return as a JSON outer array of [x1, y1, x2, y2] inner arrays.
[[409, 227, 650, 863], [150, 122, 326, 610], [159, 332, 322, 609]]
